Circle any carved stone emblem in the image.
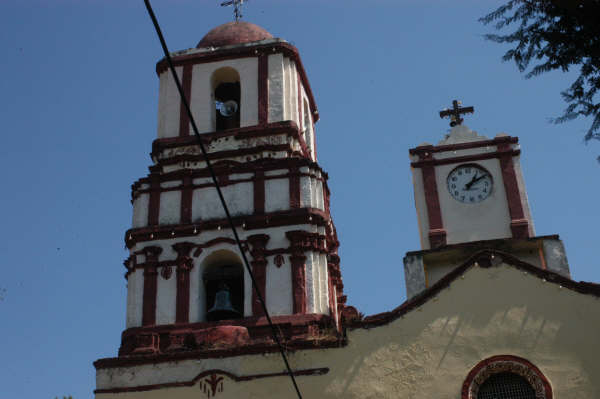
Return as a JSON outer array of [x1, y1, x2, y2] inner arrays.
[[160, 266, 173, 280], [199, 373, 224, 398], [274, 254, 284, 267]]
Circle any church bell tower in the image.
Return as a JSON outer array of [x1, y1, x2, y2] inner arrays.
[[98, 21, 344, 361]]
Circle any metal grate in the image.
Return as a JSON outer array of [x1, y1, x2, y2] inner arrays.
[[478, 372, 536, 399]]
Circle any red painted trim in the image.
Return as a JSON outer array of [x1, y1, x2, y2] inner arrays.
[[411, 149, 521, 168], [94, 368, 329, 394], [247, 234, 269, 317], [159, 144, 293, 167], [155, 42, 319, 122], [178, 64, 193, 137], [141, 246, 162, 326], [287, 231, 309, 314], [421, 162, 446, 248], [258, 54, 268, 125], [147, 175, 160, 226], [498, 143, 530, 239], [125, 208, 331, 248], [253, 170, 265, 214], [173, 242, 195, 324], [409, 135, 518, 155], [289, 166, 301, 209], [462, 355, 552, 399], [180, 175, 193, 224]]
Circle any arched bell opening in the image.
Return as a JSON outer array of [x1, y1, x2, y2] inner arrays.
[[211, 67, 241, 131], [201, 250, 244, 322]]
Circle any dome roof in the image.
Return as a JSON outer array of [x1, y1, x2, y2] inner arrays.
[[197, 22, 273, 48]]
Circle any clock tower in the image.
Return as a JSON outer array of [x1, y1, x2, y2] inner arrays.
[[404, 101, 570, 299]]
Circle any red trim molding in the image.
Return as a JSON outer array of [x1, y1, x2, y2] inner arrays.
[[253, 169, 265, 214], [409, 135, 518, 155], [178, 64, 193, 137], [421, 156, 446, 248], [94, 367, 329, 394], [411, 148, 521, 168], [498, 142, 529, 239], [173, 242, 195, 324], [142, 246, 162, 326], [147, 174, 160, 226], [289, 166, 301, 209], [287, 231, 309, 314], [247, 234, 270, 316], [180, 174, 193, 224], [258, 54, 268, 125], [462, 355, 552, 399]]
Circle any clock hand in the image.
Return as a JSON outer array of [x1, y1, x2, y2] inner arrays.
[[464, 173, 479, 190], [466, 174, 488, 190]]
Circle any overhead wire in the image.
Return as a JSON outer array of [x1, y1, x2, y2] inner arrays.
[[142, 1, 303, 398]]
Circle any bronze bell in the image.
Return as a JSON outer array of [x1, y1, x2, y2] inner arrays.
[[207, 283, 241, 322]]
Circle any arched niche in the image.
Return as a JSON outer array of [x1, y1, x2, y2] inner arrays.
[[200, 250, 244, 322], [211, 67, 241, 131]]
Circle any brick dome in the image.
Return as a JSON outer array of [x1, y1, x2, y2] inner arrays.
[[197, 22, 273, 48]]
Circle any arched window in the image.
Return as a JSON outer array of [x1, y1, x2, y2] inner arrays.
[[212, 67, 241, 131], [462, 355, 552, 399], [202, 250, 244, 322], [477, 372, 536, 399]]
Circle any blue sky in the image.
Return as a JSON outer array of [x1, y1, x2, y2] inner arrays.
[[1, 1, 597, 397]]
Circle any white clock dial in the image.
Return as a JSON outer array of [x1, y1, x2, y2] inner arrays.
[[447, 164, 493, 204]]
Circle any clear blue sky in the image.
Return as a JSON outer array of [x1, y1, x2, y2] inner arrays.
[[1, 1, 597, 397]]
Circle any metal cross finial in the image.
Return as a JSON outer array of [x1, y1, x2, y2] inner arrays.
[[439, 100, 474, 127], [221, 0, 245, 22]]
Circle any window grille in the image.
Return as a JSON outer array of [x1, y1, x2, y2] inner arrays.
[[478, 372, 536, 399]]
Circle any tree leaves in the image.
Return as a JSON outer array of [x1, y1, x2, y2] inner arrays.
[[480, 0, 600, 158]]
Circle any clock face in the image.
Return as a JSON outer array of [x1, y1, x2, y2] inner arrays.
[[447, 164, 493, 204]]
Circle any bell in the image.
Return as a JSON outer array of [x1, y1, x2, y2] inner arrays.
[[207, 283, 241, 322]]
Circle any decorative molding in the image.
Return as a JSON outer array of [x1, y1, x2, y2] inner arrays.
[[94, 367, 329, 394], [410, 148, 521, 168], [497, 142, 530, 239], [141, 246, 162, 326], [462, 355, 552, 399], [247, 234, 270, 316], [125, 208, 331, 248], [420, 158, 446, 248], [409, 135, 518, 155]]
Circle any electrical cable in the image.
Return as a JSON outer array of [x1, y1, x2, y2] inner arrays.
[[142, 1, 303, 398]]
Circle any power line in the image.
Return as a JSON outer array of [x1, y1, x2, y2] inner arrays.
[[141, 1, 303, 398]]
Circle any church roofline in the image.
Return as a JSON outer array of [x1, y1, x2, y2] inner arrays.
[[155, 41, 319, 122], [346, 248, 600, 330]]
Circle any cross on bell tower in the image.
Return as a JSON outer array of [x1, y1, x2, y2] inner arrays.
[[221, 0, 245, 22], [439, 99, 474, 127]]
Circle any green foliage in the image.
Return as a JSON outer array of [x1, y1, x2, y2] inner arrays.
[[480, 0, 600, 159]]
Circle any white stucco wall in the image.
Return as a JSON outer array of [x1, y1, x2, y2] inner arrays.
[[159, 190, 182, 225], [264, 177, 289, 212], [156, 266, 177, 325], [191, 182, 253, 221], [100, 262, 600, 398], [132, 193, 149, 229], [125, 269, 144, 328], [157, 67, 183, 139], [268, 53, 284, 123], [265, 256, 293, 315]]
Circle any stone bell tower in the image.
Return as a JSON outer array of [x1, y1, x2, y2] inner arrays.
[[95, 21, 344, 369]]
